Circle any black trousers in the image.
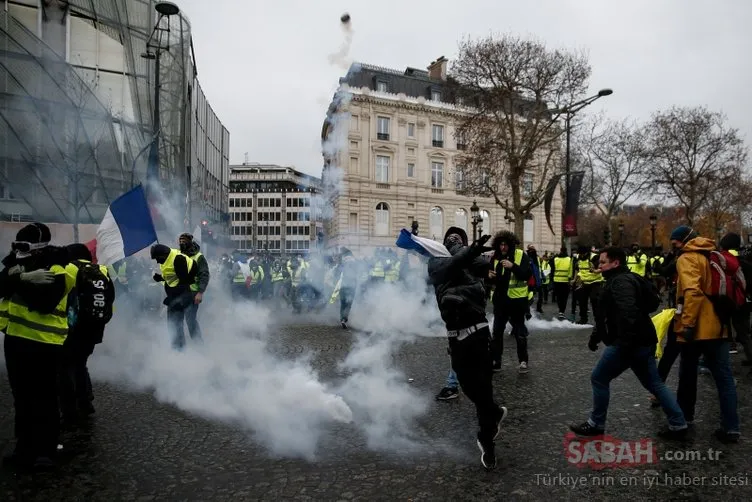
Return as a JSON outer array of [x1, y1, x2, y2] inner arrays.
[[59, 334, 96, 420], [4, 335, 62, 460], [553, 282, 570, 315], [731, 304, 752, 362], [657, 328, 681, 382], [449, 327, 502, 443], [576, 282, 602, 323], [491, 298, 529, 364], [340, 287, 355, 321]]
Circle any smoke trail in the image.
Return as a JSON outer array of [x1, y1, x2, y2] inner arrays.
[[327, 13, 353, 71]]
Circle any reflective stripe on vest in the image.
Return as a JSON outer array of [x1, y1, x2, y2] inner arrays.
[[507, 249, 528, 299], [190, 252, 203, 292], [730, 250, 739, 257], [540, 261, 551, 284], [553, 257, 572, 282], [384, 261, 400, 282], [650, 256, 664, 277], [6, 264, 75, 345], [370, 261, 385, 278], [271, 271, 285, 282], [160, 249, 194, 287]]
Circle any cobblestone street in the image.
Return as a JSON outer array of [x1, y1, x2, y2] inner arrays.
[[1, 307, 751, 501]]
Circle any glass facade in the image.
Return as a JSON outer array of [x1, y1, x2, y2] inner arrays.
[[0, 0, 228, 229]]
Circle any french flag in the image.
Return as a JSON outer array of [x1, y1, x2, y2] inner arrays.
[[89, 185, 158, 265], [395, 229, 451, 258]]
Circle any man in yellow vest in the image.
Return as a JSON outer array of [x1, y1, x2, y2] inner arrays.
[[59, 243, 115, 427], [179, 233, 210, 343], [626, 244, 649, 277], [489, 231, 532, 374], [550, 247, 573, 320], [0, 223, 74, 470], [150, 244, 196, 350], [540, 252, 552, 305], [574, 245, 604, 325]]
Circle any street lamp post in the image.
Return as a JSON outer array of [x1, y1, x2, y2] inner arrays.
[[603, 226, 611, 247], [618, 221, 625, 247], [557, 89, 614, 255], [141, 2, 180, 184], [649, 214, 657, 253], [470, 200, 481, 242]]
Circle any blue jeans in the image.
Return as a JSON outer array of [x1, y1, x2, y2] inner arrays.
[[588, 345, 687, 430], [677, 340, 739, 433], [446, 368, 458, 388]]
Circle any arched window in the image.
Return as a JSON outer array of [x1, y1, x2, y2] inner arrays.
[[375, 202, 390, 236], [523, 213, 534, 245], [429, 206, 444, 240], [455, 208, 468, 232], [479, 210, 490, 234]]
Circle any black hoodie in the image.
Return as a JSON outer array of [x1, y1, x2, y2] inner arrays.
[[427, 227, 489, 331], [490, 231, 531, 306]]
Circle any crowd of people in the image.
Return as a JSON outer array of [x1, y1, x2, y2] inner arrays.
[[0, 220, 748, 473]]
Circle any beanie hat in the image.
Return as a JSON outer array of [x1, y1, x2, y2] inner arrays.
[[179, 233, 193, 242], [67, 243, 93, 262], [720, 232, 742, 251], [443, 226, 468, 246], [669, 226, 696, 243], [15, 222, 51, 245]]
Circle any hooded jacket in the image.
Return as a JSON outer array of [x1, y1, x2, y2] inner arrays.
[[592, 265, 657, 347], [181, 241, 210, 294], [674, 236, 728, 341], [427, 227, 489, 331], [151, 244, 196, 298], [491, 231, 531, 306]]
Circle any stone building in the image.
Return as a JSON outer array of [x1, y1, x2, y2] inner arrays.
[[321, 57, 563, 255]]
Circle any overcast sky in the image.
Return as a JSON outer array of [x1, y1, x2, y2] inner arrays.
[[181, 0, 752, 178]]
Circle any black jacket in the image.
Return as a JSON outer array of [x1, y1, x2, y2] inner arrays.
[[593, 266, 657, 347], [427, 243, 488, 331], [0, 246, 69, 315], [184, 243, 210, 293]]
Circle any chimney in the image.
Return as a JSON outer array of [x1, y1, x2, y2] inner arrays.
[[427, 56, 448, 81]]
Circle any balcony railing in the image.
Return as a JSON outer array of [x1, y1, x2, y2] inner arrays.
[[432, 140, 444, 148], [376, 183, 390, 189], [431, 188, 444, 194], [377, 133, 389, 141]]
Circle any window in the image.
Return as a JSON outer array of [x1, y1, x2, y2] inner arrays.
[[455, 168, 464, 190], [350, 156, 359, 173], [431, 90, 442, 102], [429, 207, 444, 240], [375, 155, 390, 183], [522, 173, 534, 198], [480, 210, 490, 234], [455, 208, 468, 232], [456, 131, 466, 150], [432, 124, 444, 147], [375, 202, 390, 236], [350, 115, 359, 131], [376, 81, 388, 92], [377, 117, 390, 140], [431, 161, 444, 188], [349, 212, 358, 233], [524, 214, 534, 245], [407, 123, 415, 138], [407, 162, 415, 178], [407, 148, 415, 156]]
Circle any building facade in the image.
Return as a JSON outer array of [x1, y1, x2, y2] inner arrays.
[[229, 163, 322, 254], [321, 59, 563, 255], [0, 0, 228, 234]]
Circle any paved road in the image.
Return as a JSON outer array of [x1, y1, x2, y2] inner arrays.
[[1, 305, 751, 501]]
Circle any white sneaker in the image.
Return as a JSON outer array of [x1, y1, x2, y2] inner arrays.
[[519, 362, 529, 374]]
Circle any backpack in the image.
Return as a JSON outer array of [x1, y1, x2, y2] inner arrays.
[[705, 251, 747, 323], [72, 260, 114, 327], [630, 272, 661, 314]]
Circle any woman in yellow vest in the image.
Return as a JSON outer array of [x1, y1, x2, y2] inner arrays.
[[0, 223, 74, 470], [150, 244, 196, 350], [489, 231, 532, 374]]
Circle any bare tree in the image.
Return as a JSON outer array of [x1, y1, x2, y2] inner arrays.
[[648, 106, 747, 225], [450, 34, 591, 239], [700, 169, 750, 235], [578, 115, 651, 242]]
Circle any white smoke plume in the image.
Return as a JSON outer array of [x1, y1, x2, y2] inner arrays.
[[327, 13, 354, 70]]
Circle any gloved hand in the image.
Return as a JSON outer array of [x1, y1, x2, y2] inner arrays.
[[19, 269, 55, 285], [153, 273, 164, 283], [7, 265, 24, 275], [681, 326, 697, 342], [588, 334, 599, 352]]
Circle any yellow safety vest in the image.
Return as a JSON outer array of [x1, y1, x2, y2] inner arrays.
[[0, 297, 9, 332], [627, 254, 647, 277], [492, 249, 528, 300], [578, 253, 603, 284], [370, 261, 385, 278], [650, 256, 664, 278], [271, 271, 285, 282], [6, 264, 75, 345], [189, 252, 203, 292], [249, 268, 264, 284], [540, 261, 551, 284], [287, 261, 307, 285], [160, 249, 194, 288], [384, 260, 400, 282], [553, 257, 573, 283], [730, 250, 739, 257], [233, 262, 246, 284]]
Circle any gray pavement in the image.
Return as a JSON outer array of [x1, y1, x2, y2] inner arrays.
[[1, 305, 752, 501]]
